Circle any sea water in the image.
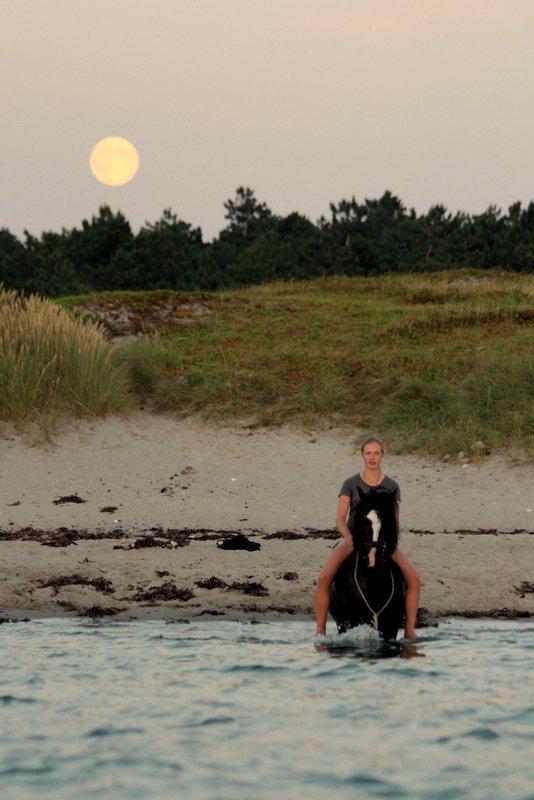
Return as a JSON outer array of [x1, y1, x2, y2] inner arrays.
[[0, 617, 532, 800]]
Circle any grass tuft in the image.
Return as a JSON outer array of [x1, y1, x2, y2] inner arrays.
[[0, 284, 132, 435]]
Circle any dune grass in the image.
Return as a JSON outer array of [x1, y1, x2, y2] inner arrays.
[[6, 268, 534, 460], [0, 284, 132, 438]]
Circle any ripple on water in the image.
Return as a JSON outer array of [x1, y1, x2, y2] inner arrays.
[[0, 617, 532, 800], [0, 764, 55, 778], [222, 663, 286, 673], [300, 769, 408, 795], [343, 773, 410, 797], [462, 726, 500, 740], [0, 694, 37, 704], [84, 726, 145, 737], [181, 715, 236, 728], [480, 706, 534, 724]]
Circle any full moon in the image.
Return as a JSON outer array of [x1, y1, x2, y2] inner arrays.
[[89, 136, 140, 186]]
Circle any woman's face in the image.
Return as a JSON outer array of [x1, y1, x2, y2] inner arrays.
[[362, 443, 384, 470]]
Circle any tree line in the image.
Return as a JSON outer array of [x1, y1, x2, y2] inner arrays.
[[1, 188, 532, 297]]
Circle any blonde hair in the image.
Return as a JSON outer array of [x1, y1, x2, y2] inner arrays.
[[360, 436, 385, 455]]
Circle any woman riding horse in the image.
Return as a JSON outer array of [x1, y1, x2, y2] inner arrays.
[[329, 484, 406, 640], [315, 436, 421, 639]]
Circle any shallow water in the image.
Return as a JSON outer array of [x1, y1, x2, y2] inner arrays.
[[0, 617, 532, 800]]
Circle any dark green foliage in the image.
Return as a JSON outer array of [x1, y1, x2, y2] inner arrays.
[[1, 189, 533, 297]]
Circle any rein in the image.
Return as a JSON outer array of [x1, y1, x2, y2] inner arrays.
[[353, 552, 395, 630]]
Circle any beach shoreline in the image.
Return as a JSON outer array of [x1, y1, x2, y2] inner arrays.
[[1, 412, 533, 624], [1, 524, 532, 625]]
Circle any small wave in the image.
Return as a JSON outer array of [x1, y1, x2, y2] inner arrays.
[[167, 636, 221, 644], [236, 634, 295, 645], [85, 726, 145, 737], [182, 715, 235, 727], [343, 773, 409, 795], [0, 694, 37, 704], [480, 706, 534, 724], [222, 663, 286, 673], [0, 764, 54, 777], [436, 726, 501, 744], [462, 726, 500, 740], [394, 667, 426, 677], [299, 769, 407, 794]]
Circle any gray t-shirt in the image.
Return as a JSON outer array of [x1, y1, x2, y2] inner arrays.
[[338, 473, 401, 513]]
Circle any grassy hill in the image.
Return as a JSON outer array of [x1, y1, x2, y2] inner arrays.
[[2, 268, 532, 461]]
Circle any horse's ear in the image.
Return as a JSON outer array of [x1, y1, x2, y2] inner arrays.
[[356, 486, 366, 500]]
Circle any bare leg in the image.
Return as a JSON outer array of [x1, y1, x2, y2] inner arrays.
[[391, 549, 421, 638], [315, 539, 355, 634]]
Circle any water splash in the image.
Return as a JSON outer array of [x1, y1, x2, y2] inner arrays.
[[314, 623, 382, 648]]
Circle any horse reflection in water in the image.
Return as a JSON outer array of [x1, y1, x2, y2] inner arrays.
[[329, 485, 406, 641]]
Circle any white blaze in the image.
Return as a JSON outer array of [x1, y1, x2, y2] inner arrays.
[[365, 509, 381, 567]]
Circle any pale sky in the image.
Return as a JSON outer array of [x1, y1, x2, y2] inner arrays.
[[2, 0, 533, 241]]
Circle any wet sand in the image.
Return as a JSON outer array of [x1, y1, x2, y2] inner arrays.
[[0, 412, 532, 625]]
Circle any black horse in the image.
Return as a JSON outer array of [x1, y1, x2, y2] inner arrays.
[[329, 485, 406, 641]]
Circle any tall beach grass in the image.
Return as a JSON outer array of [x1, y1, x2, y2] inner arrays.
[[0, 284, 132, 436]]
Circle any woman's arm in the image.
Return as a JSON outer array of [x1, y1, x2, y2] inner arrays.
[[336, 495, 353, 544]]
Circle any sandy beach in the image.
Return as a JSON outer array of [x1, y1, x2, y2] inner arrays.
[[0, 411, 532, 625]]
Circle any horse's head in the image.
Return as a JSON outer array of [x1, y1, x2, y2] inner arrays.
[[348, 486, 399, 568]]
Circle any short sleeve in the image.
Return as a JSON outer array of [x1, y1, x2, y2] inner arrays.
[[395, 483, 401, 502], [338, 477, 352, 498]]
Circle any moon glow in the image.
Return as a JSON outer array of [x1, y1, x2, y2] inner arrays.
[[89, 136, 140, 186]]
